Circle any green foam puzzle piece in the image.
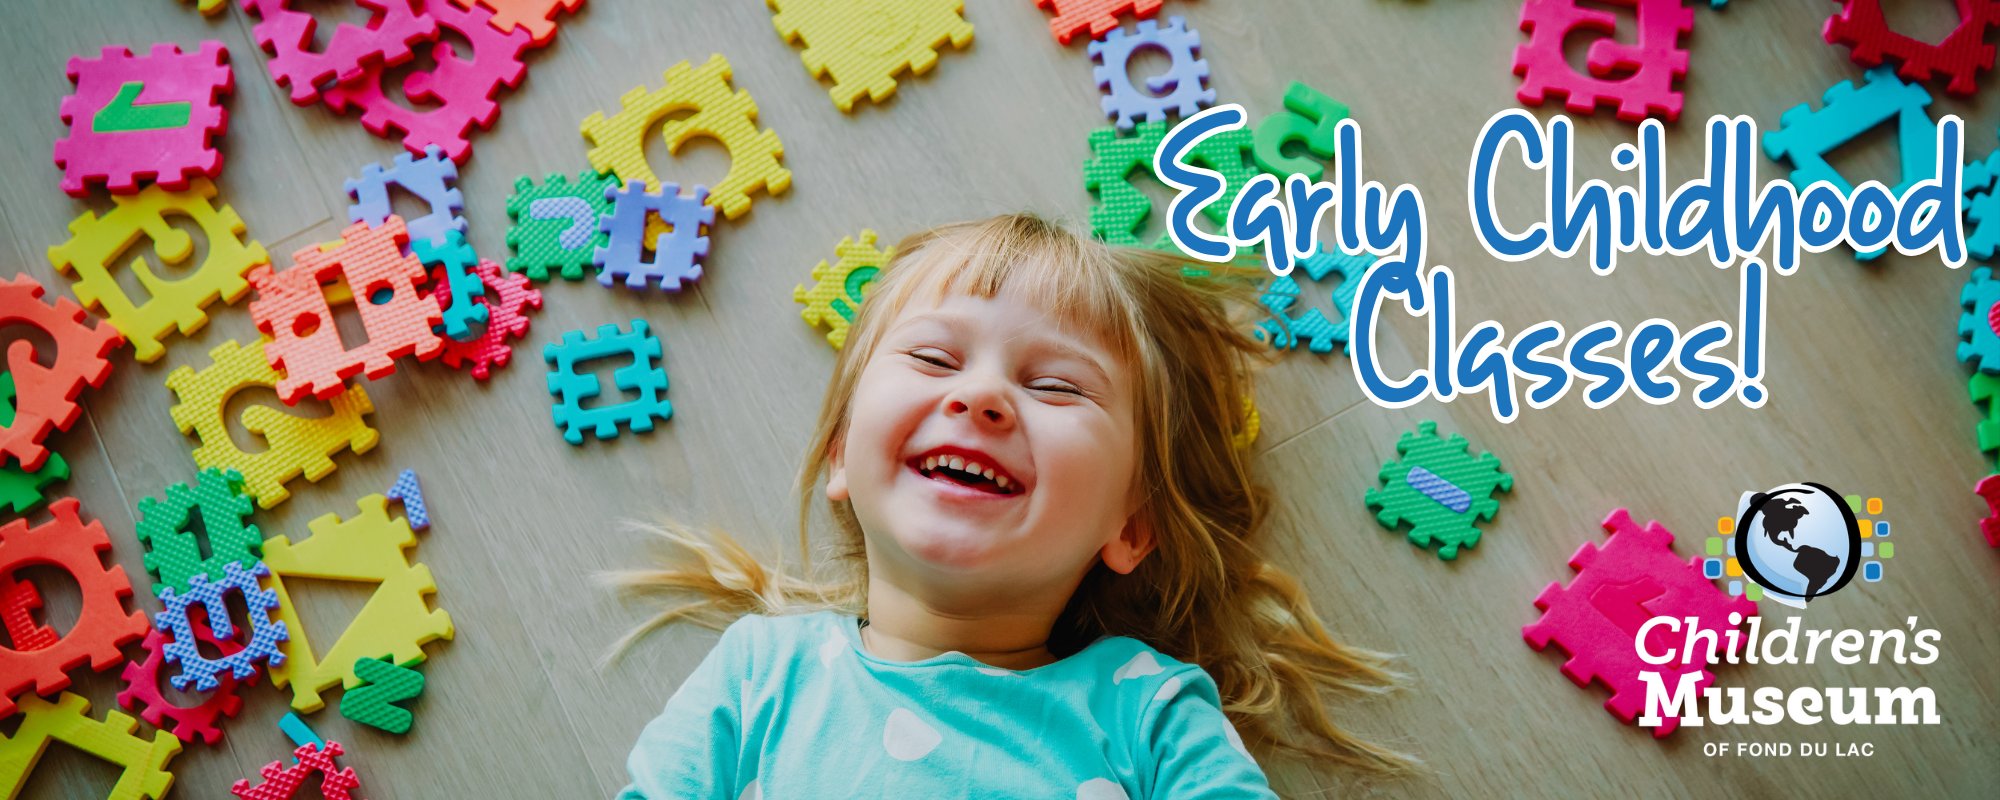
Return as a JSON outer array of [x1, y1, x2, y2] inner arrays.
[[0, 374, 67, 514], [1364, 420, 1513, 561], [339, 656, 425, 734], [1082, 119, 1254, 249], [134, 467, 263, 595]]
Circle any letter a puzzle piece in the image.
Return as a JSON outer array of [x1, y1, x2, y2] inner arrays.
[[544, 319, 673, 445], [1514, 0, 1693, 123], [1090, 16, 1212, 131], [1083, 120, 1254, 249], [0, 692, 181, 800], [321, 0, 531, 164], [249, 216, 443, 404], [581, 54, 792, 220], [263, 493, 453, 712], [505, 170, 618, 281], [0, 499, 150, 718], [1034, 0, 1162, 45], [134, 467, 263, 595], [0, 273, 123, 472], [794, 229, 891, 349], [231, 741, 360, 800], [54, 41, 232, 196], [1824, 0, 2000, 97], [769, 0, 974, 112], [339, 656, 425, 734], [48, 179, 269, 363], [449, 0, 585, 45], [1364, 421, 1513, 560], [1522, 509, 1757, 736], [167, 337, 381, 509], [1762, 66, 1936, 261], [0, 375, 70, 515]]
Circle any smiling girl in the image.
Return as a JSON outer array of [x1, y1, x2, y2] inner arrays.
[[612, 214, 1412, 798]]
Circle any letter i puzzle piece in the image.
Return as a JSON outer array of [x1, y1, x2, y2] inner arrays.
[[544, 319, 673, 444], [1514, 0, 1694, 123], [769, 0, 974, 112], [54, 40, 232, 196], [248, 216, 443, 404], [1522, 509, 1757, 736]]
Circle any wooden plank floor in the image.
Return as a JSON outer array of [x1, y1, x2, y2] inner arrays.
[[2, 0, 1995, 796]]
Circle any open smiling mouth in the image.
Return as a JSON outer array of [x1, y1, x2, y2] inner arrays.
[[911, 454, 1020, 495]]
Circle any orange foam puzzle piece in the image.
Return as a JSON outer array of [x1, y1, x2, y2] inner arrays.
[[248, 216, 442, 404], [450, 0, 583, 45], [0, 274, 122, 472]]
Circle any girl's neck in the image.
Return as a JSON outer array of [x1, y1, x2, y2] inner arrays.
[[860, 574, 1062, 670]]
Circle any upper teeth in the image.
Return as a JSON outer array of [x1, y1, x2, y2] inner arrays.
[[918, 454, 1016, 491]]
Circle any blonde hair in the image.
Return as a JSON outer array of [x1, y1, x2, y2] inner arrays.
[[609, 214, 1415, 776]]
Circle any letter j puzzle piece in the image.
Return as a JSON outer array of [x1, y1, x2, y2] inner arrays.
[[54, 41, 232, 196], [769, 0, 975, 112], [544, 320, 672, 444]]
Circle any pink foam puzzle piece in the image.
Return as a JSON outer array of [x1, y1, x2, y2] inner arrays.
[[240, 0, 437, 105], [54, 41, 232, 197], [322, 0, 531, 163], [1514, 0, 1694, 123]]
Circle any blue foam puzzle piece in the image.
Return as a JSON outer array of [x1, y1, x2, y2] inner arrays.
[[1256, 246, 1371, 354], [411, 229, 489, 342], [155, 560, 288, 692], [593, 181, 715, 292], [387, 468, 430, 531], [346, 144, 468, 248], [1090, 16, 1215, 132]]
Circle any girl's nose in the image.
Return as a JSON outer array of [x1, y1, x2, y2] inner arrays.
[[944, 380, 1012, 428]]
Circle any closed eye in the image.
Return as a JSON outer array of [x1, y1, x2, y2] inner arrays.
[[1029, 380, 1084, 396], [907, 348, 956, 369]]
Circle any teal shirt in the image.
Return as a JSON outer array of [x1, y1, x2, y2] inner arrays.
[[620, 610, 1277, 799]]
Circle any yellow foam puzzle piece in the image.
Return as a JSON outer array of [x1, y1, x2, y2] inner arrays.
[[165, 338, 380, 510], [581, 54, 792, 220], [769, 0, 974, 112], [793, 229, 891, 349], [1234, 394, 1260, 451], [0, 692, 181, 800], [181, 0, 225, 14], [263, 493, 453, 713], [45, 179, 269, 363]]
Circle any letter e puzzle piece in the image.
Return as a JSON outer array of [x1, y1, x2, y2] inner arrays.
[[167, 337, 381, 509], [0, 273, 123, 472], [1823, 0, 2000, 97], [1035, 0, 1162, 45], [430, 258, 542, 380], [54, 41, 232, 196], [1761, 66, 1936, 261], [581, 54, 791, 220], [134, 467, 263, 595], [1514, 0, 1693, 123], [0, 499, 150, 718], [232, 741, 360, 800], [0, 692, 181, 800], [249, 216, 443, 404], [1523, 508, 1757, 736], [321, 0, 531, 163], [1090, 16, 1211, 131], [339, 656, 425, 734], [48, 179, 269, 363], [544, 320, 673, 445], [769, 0, 974, 112], [795, 229, 890, 349], [240, 0, 437, 106], [595, 181, 713, 292], [1365, 421, 1513, 560], [505, 170, 618, 281]]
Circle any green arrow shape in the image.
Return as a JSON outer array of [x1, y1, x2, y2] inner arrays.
[[92, 81, 192, 133]]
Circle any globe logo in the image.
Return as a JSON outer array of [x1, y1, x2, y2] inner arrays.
[[1735, 482, 1862, 608]]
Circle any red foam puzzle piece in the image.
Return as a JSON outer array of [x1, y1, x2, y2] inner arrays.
[[429, 259, 542, 380], [53, 41, 233, 197], [1035, 0, 1163, 45], [322, 0, 531, 163], [1977, 474, 2000, 547], [240, 0, 437, 105], [232, 741, 361, 800], [0, 572, 59, 651], [1522, 508, 1756, 736], [0, 273, 123, 472], [116, 606, 258, 746], [0, 498, 150, 718], [1514, 0, 1694, 123], [248, 217, 442, 405], [1824, 0, 2000, 97]]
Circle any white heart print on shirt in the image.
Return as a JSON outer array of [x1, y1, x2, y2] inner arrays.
[[1077, 777, 1130, 799], [738, 779, 761, 800], [1111, 652, 1163, 684], [883, 708, 943, 761], [819, 631, 846, 667]]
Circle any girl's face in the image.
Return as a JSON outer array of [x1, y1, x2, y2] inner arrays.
[[827, 285, 1153, 596]]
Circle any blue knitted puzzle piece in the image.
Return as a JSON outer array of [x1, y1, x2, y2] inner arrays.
[[1961, 267, 2000, 373], [1761, 66, 1934, 261], [1256, 246, 1371, 354], [1406, 465, 1472, 514], [544, 319, 673, 445], [346, 144, 468, 248], [594, 181, 715, 292], [387, 468, 429, 531], [155, 560, 288, 692], [411, 229, 489, 342], [1090, 16, 1215, 132]]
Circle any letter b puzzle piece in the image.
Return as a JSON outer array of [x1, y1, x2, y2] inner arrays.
[[794, 229, 890, 349], [595, 181, 713, 292], [769, 0, 974, 112], [134, 467, 263, 595], [1522, 509, 1757, 736], [48, 179, 268, 363], [264, 494, 453, 712], [54, 41, 232, 196], [544, 320, 673, 445], [249, 216, 443, 404], [1514, 0, 1694, 123], [0, 692, 181, 800], [166, 337, 381, 509], [339, 656, 425, 733], [0, 274, 123, 472], [581, 54, 791, 220]]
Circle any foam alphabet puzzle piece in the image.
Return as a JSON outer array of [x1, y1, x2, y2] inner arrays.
[[505, 170, 618, 281], [1962, 267, 2000, 373], [0, 571, 59, 652], [134, 467, 263, 595], [1977, 474, 2000, 547], [450, 0, 584, 45], [345, 144, 468, 248], [166, 337, 381, 510], [54, 41, 232, 196], [278, 712, 324, 753], [1523, 509, 1757, 736], [154, 561, 288, 692], [0, 499, 150, 718], [1256, 246, 1371, 355], [1083, 120, 1254, 248], [0, 273, 123, 472], [1514, 0, 1694, 123], [249, 216, 443, 403], [48, 179, 268, 363], [544, 320, 673, 445], [412, 229, 488, 340], [769, 0, 974, 112], [1090, 16, 1212, 131], [264, 493, 453, 713], [0, 692, 181, 800], [595, 181, 713, 291], [184, 0, 228, 14], [429, 258, 542, 380], [1034, 0, 1162, 45], [321, 0, 531, 163], [1823, 0, 2000, 97], [240, 0, 437, 106], [1972, 371, 2000, 462], [581, 54, 792, 220], [231, 741, 360, 800], [117, 609, 258, 746], [795, 229, 891, 349], [0, 374, 70, 515], [1364, 421, 1513, 560], [386, 468, 429, 531], [339, 656, 425, 734], [1253, 81, 1348, 182], [1761, 66, 1936, 261]]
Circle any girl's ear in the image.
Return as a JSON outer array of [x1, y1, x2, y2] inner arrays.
[[825, 438, 849, 502], [1100, 513, 1156, 575]]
